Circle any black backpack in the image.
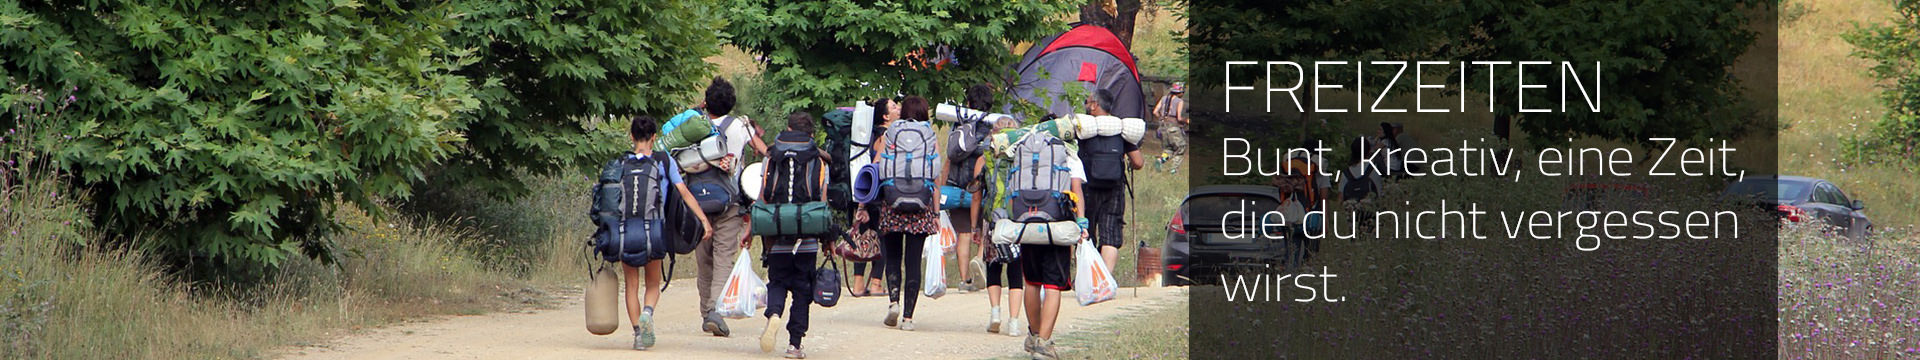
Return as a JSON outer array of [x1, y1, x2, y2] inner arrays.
[[683, 116, 743, 215], [1341, 167, 1376, 201], [764, 131, 824, 204], [1080, 135, 1129, 189]]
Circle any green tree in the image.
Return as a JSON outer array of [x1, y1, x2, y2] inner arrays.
[[724, 0, 1077, 115], [1844, 0, 1920, 167], [0, 0, 720, 268]]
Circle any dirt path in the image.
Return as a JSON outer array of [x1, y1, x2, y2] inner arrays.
[[279, 283, 1185, 359]]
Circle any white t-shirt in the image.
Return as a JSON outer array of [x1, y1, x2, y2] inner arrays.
[[713, 115, 755, 170], [1066, 155, 1088, 182]]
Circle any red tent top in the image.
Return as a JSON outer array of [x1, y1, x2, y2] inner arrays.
[[1038, 25, 1140, 79]]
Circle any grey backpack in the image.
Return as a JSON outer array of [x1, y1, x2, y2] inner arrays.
[[1007, 133, 1075, 223], [879, 120, 938, 213]]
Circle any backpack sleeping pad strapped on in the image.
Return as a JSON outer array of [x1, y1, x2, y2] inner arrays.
[[681, 116, 743, 215], [879, 120, 938, 214], [751, 131, 833, 237], [991, 133, 1081, 246], [590, 155, 670, 266]]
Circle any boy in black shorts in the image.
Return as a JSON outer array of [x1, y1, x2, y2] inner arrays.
[[1021, 148, 1087, 360]]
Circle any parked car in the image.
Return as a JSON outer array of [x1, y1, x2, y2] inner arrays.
[[1162, 185, 1290, 286], [1722, 175, 1872, 240]]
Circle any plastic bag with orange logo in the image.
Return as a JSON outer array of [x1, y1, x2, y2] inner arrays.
[[1074, 239, 1117, 306], [935, 211, 959, 254], [714, 252, 767, 319]]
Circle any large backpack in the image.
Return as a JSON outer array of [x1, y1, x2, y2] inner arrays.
[[1079, 134, 1129, 189], [945, 115, 992, 186], [763, 131, 824, 204], [591, 155, 669, 266], [878, 120, 938, 213], [682, 115, 744, 214], [1006, 133, 1076, 223], [821, 110, 856, 210]]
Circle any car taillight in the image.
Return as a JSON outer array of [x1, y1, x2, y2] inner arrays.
[[1778, 205, 1807, 222], [1166, 264, 1183, 271], [1168, 210, 1186, 235]]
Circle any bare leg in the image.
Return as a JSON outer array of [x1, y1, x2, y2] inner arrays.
[[1008, 288, 1024, 319], [1101, 245, 1120, 278], [957, 231, 974, 284], [644, 261, 664, 308], [987, 284, 1001, 308], [1035, 288, 1061, 339], [1022, 284, 1042, 333], [623, 264, 644, 326]]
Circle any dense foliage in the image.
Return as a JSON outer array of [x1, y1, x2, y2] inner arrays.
[[0, 0, 721, 267], [1844, 0, 1920, 167], [724, 0, 1077, 114]]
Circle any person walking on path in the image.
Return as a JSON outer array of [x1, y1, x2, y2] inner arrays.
[[692, 77, 769, 338]]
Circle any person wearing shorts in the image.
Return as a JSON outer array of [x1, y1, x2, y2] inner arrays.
[[1017, 135, 1086, 360]]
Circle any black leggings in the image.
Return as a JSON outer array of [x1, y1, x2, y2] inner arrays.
[[851, 261, 887, 283], [985, 260, 1024, 288], [881, 232, 924, 318]]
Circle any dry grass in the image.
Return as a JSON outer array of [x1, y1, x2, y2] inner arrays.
[[1778, 0, 1911, 227]]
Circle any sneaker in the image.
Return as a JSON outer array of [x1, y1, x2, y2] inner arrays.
[[987, 307, 1003, 334], [784, 345, 807, 359], [703, 312, 731, 337], [1031, 339, 1059, 360], [899, 318, 915, 331], [969, 258, 988, 286], [760, 314, 784, 353], [956, 279, 976, 293], [636, 311, 657, 350], [883, 303, 900, 327], [1023, 335, 1039, 354], [1007, 317, 1026, 337]]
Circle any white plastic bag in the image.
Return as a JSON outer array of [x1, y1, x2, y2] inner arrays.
[[715, 252, 767, 319], [1074, 240, 1117, 306], [922, 235, 947, 299], [936, 211, 959, 254]]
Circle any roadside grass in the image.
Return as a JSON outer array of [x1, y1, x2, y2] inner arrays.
[[0, 168, 549, 359], [1778, 0, 1910, 227], [1053, 291, 1190, 359]]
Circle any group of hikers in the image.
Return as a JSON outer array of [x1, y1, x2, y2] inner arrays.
[[586, 76, 1158, 359]]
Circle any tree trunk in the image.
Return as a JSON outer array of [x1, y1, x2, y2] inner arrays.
[[1079, 1, 1114, 28], [1112, 0, 1141, 48]]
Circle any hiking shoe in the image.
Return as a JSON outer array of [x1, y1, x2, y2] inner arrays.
[[760, 314, 784, 353], [1007, 317, 1026, 337], [1030, 339, 1059, 360], [969, 258, 988, 286], [635, 311, 657, 350], [988, 307, 1003, 334], [784, 345, 807, 359], [703, 312, 731, 337], [883, 303, 900, 327], [898, 318, 915, 331]]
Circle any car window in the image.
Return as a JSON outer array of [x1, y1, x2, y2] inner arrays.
[[1184, 194, 1281, 227], [1827, 184, 1852, 205], [1814, 183, 1841, 205]]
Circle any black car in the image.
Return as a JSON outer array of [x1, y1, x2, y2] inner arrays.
[[1723, 175, 1872, 240], [1161, 185, 1291, 286]]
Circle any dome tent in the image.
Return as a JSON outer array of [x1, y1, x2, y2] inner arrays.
[[1005, 23, 1146, 119]]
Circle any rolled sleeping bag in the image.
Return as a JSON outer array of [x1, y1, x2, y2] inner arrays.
[[671, 136, 730, 173], [935, 103, 1016, 125], [939, 185, 973, 210], [1077, 115, 1148, 145], [991, 219, 1081, 246], [852, 164, 881, 204], [585, 264, 621, 335]]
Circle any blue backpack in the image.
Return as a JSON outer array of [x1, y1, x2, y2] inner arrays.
[[590, 155, 669, 266]]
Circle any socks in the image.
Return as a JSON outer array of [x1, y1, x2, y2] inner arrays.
[[643, 306, 654, 317]]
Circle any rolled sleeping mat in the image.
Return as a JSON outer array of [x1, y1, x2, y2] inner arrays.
[[939, 185, 974, 210], [991, 219, 1081, 246], [585, 264, 621, 335], [741, 162, 765, 201], [1120, 117, 1147, 144], [749, 201, 834, 236], [935, 103, 1016, 124], [655, 113, 713, 152], [670, 137, 730, 173], [852, 164, 881, 204]]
